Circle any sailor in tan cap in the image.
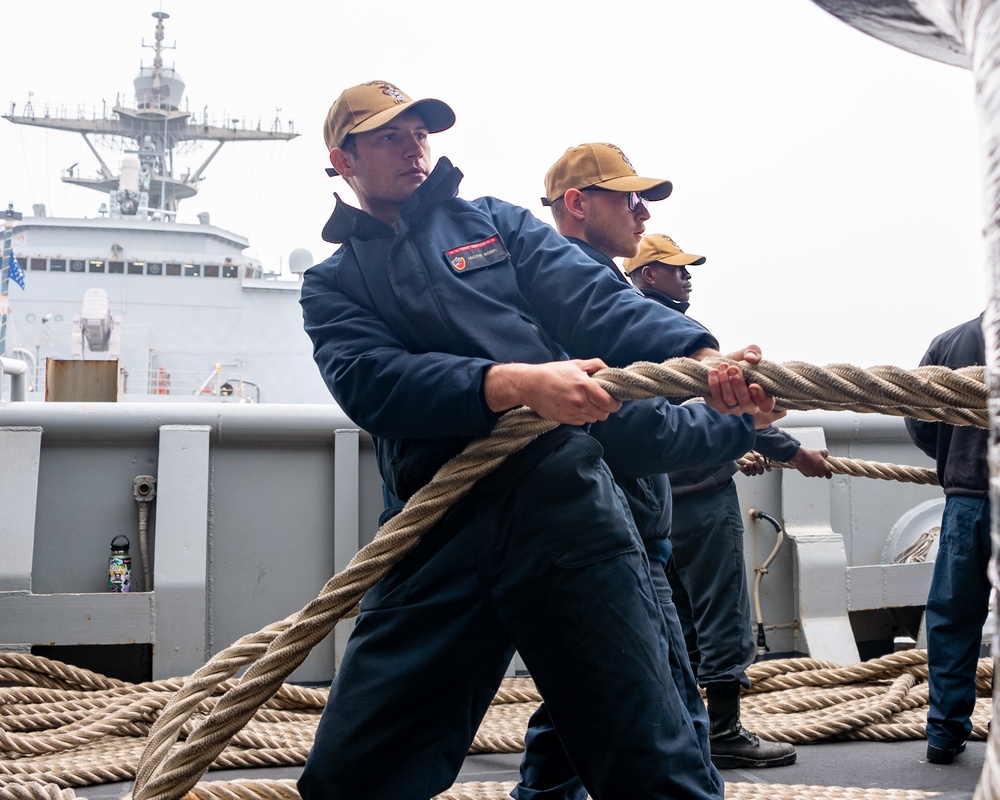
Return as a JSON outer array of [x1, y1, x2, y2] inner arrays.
[[627, 233, 832, 772], [515, 147, 786, 797], [623, 233, 706, 313], [541, 142, 672, 260], [322, 80, 455, 224]]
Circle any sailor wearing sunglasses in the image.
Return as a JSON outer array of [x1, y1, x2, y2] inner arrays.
[[541, 142, 666, 261]]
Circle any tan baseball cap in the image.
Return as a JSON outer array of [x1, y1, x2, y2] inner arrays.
[[623, 234, 706, 275], [324, 80, 455, 171], [542, 143, 673, 206]]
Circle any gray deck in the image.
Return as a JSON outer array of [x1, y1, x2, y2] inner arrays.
[[66, 739, 985, 798]]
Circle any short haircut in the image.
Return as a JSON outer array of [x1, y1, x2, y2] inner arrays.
[[549, 197, 568, 225]]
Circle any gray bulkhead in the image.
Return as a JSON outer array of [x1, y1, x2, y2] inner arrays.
[[0, 400, 951, 683]]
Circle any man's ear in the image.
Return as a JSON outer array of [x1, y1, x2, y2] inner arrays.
[[330, 147, 354, 178], [640, 264, 657, 286], [562, 188, 587, 221]]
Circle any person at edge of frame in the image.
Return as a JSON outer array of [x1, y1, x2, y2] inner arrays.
[[905, 311, 989, 766]]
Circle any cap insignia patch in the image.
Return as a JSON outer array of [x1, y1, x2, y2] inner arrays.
[[603, 143, 635, 172], [365, 80, 407, 104]]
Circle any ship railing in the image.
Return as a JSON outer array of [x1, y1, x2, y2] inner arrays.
[[14, 364, 259, 402], [9, 98, 295, 137], [0, 357, 28, 402], [133, 367, 258, 400]]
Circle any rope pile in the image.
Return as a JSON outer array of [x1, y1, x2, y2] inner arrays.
[[0, 650, 990, 800], [0, 358, 991, 800]]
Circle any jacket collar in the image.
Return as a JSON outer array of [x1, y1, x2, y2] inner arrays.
[[641, 287, 690, 315], [321, 157, 463, 244], [564, 236, 629, 285]]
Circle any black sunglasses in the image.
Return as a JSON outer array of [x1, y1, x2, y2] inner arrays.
[[582, 187, 648, 213]]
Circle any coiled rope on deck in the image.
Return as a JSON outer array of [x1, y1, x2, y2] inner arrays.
[[0, 650, 989, 799], [1, 358, 988, 800]]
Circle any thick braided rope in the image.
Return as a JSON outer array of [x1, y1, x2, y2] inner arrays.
[[0, 652, 989, 799], [733, 673, 918, 744], [0, 653, 327, 793], [0, 654, 126, 692], [129, 359, 989, 799], [130, 407, 557, 800], [0, 786, 78, 800], [598, 359, 987, 426], [742, 649, 994, 692], [737, 452, 939, 485], [146, 779, 939, 800], [0, 359, 973, 800]]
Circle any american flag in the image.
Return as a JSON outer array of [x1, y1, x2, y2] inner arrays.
[[9, 254, 25, 290]]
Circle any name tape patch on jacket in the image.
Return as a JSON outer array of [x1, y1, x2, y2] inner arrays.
[[444, 235, 509, 273]]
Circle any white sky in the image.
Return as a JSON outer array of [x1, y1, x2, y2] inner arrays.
[[0, 1, 986, 369]]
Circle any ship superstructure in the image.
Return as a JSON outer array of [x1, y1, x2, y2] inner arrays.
[[4, 11, 298, 221], [1, 11, 330, 403]]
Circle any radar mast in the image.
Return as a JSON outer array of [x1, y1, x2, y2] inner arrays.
[[3, 11, 298, 220]]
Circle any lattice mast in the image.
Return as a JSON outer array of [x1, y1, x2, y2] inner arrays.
[[2, 11, 298, 220]]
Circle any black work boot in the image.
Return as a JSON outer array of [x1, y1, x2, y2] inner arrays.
[[706, 683, 797, 769]]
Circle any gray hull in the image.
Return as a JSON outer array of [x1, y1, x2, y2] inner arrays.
[[0, 400, 956, 685]]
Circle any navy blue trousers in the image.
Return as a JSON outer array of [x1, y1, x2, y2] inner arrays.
[[513, 562, 718, 800], [298, 430, 723, 800], [925, 495, 991, 750], [667, 480, 755, 689]]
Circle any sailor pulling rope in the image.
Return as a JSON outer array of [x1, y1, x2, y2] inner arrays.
[[119, 357, 987, 800], [0, 357, 993, 800]]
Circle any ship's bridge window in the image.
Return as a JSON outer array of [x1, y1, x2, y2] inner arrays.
[[222, 263, 238, 278], [70, 260, 85, 272], [50, 259, 66, 272], [147, 263, 164, 276], [128, 262, 144, 275], [204, 264, 220, 278], [108, 261, 125, 274], [165, 264, 181, 277], [184, 264, 200, 277], [29, 259, 46, 271], [89, 260, 105, 273]]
